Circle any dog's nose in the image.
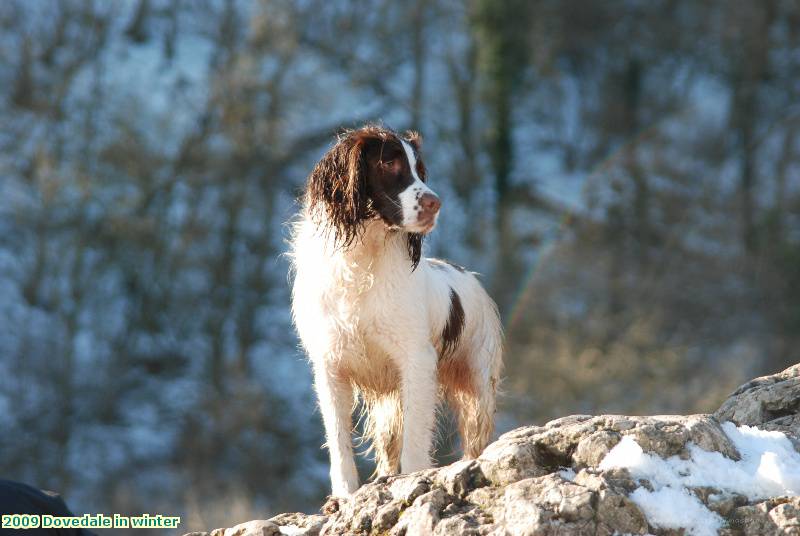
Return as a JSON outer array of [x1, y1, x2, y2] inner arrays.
[[419, 192, 441, 214]]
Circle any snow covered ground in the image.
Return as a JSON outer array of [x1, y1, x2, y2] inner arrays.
[[599, 422, 800, 536]]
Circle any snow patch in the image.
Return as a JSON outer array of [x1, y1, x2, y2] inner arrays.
[[599, 422, 800, 535], [559, 467, 576, 481], [629, 487, 722, 536]]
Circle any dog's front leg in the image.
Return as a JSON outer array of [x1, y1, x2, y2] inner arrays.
[[396, 344, 438, 473], [313, 362, 359, 496]]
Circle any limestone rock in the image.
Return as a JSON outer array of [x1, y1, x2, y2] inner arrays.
[[267, 513, 326, 536], [210, 520, 280, 536], [730, 496, 800, 535], [715, 363, 800, 440], [185, 364, 800, 536]]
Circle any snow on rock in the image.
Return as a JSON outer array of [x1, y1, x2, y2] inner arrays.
[[629, 486, 724, 536], [186, 364, 800, 536], [599, 422, 800, 536], [723, 422, 800, 496], [601, 423, 800, 497]]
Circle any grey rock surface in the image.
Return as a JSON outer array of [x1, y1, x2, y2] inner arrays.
[[715, 363, 800, 439], [185, 364, 800, 536]]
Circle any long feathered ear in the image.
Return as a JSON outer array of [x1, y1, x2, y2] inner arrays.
[[306, 133, 370, 248], [407, 233, 423, 270]]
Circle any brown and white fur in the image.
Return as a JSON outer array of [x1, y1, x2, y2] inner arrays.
[[289, 125, 502, 497]]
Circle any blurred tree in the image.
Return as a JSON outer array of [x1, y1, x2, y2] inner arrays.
[[471, 0, 534, 311]]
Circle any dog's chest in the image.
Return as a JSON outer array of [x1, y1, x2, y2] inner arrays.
[[324, 265, 407, 324], [292, 223, 424, 361]]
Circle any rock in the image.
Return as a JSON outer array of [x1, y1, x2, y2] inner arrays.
[[203, 520, 280, 536], [706, 492, 748, 518], [573, 430, 621, 467], [372, 500, 404, 532], [595, 490, 649, 535], [388, 474, 431, 504], [767, 498, 800, 534], [388, 488, 446, 535], [432, 513, 484, 536], [685, 415, 741, 460], [432, 459, 488, 499], [731, 496, 800, 535], [267, 513, 326, 536], [490, 473, 647, 535], [715, 363, 800, 440], [185, 364, 800, 536], [477, 427, 550, 486]]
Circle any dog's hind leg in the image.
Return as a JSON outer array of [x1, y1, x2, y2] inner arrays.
[[442, 344, 501, 459], [448, 381, 496, 458]]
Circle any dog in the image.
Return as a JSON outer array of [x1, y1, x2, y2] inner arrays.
[[290, 125, 503, 497]]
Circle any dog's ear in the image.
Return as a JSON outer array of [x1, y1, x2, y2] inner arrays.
[[306, 131, 376, 248], [407, 233, 423, 271], [405, 130, 422, 150]]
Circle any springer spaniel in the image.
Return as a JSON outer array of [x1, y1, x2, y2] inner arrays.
[[290, 125, 503, 497]]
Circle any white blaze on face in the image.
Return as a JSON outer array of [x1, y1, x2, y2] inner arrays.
[[398, 139, 438, 228]]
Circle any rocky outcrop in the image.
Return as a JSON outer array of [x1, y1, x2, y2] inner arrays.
[[715, 364, 800, 438], [185, 365, 800, 536]]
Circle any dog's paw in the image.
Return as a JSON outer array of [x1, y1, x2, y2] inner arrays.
[[322, 495, 343, 515]]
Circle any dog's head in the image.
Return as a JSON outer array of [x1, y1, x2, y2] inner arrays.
[[306, 125, 440, 267]]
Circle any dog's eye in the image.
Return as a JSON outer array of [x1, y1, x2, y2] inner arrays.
[[380, 159, 395, 168]]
